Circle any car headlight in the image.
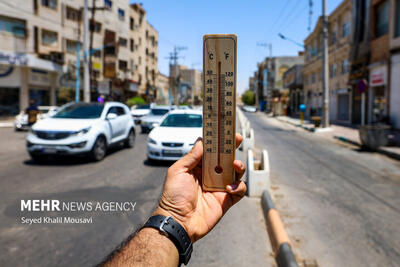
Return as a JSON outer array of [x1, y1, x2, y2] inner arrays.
[[72, 126, 91, 136], [148, 137, 157, 145]]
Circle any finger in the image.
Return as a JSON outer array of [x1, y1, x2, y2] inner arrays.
[[235, 133, 243, 149], [174, 137, 203, 171], [226, 181, 247, 205], [233, 160, 245, 180]]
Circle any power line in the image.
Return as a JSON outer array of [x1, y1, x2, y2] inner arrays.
[[269, 0, 294, 36]]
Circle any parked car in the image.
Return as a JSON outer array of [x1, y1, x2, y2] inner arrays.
[[131, 104, 151, 124], [26, 102, 135, 162], [14, 106, 58, 131], [147, 109, 202, 161], [140, 106, 172, 133]]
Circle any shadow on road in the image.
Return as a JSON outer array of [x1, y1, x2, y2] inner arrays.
[[143, 159, 175, 167], [23, 144, 131, 166]]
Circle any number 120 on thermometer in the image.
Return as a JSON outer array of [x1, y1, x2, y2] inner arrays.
[[202, 34, 237, 191]]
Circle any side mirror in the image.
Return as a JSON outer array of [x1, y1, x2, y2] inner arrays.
[[106, 113, 117, 120]]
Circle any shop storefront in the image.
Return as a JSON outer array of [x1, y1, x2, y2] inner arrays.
[[369, 64, 388, 123], [330, 88, 351, 123], [0, 51, 61, 117]]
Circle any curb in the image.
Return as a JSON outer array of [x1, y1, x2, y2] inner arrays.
[[0, 122, 13, 128], [261, 190, 299, 267], [276, 117, 314, 132]]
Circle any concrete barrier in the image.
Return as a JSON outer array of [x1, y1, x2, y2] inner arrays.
[[241, 128, 254, 151], [247, 149, 270, 197], [262, 190, 299, 267]]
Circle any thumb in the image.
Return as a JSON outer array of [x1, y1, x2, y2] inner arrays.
[[175, 137, 203, 171]]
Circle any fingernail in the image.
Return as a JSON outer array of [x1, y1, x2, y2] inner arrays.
[[228, 184, 238, 191], [195, 137, 202, 143]]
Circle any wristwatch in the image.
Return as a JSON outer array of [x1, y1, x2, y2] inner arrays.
[[143, 215, 193, 265]]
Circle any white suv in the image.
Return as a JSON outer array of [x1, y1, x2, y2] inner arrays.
[[26, 102, 135, 162]]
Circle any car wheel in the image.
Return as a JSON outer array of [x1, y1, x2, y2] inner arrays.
[[90, 136, 107, 161], [125, 129, 135, 148]]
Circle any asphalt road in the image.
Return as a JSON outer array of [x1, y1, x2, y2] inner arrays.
[[245, 112, 400, 267], [0, 125, 272, 267]]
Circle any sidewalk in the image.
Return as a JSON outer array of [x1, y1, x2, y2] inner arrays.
[[0, 118, 13, 128], [276, 116, 400, 161]]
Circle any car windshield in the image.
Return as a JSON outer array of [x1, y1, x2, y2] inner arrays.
[[160, 114, 202, 127], [150, 108, 169, 116], [53, 103, 104, 119], [135, 104, 150, 110]]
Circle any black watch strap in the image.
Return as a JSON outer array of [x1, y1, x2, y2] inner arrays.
[[143, 215, 193, 265]]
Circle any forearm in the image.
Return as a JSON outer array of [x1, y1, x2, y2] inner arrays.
[[103, 227, 179, 267]]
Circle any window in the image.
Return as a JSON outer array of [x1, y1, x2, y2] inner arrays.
[[330, 64, 337, 78], [41, 0, 57, 9], [41, 29, 58, 47], [130, 17, 134, 30], [375, 0, 389, 38], [66, 6, 81, 21], [139, 56, 141, 64], [342, 59, 349, 74], [395, 0, 400, 37], [92, 50, 101, 58], [130, 59, 134, 70], [66, 39, 79, 54], [330, 31, 337, 44], [312, 73, 316, 83], [118, 9, 125, 20], [119, 60, 127, 71], [90, 20, 101, 33], [0, 15, 26, 38], [342, 21, 350, 37], [130, 39, 134, 51], [118, 37, 127, 47], [104, 0, 112, 10]]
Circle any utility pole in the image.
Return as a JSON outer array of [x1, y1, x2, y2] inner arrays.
[[75, 10, 82, 102], [89, 0, 96, 100], [322, 0, 329, 127], [166, 46, 187, 105], [83, 0, 90, 102]]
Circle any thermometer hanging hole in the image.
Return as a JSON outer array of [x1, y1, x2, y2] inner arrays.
[[215, 166, 223, 174]]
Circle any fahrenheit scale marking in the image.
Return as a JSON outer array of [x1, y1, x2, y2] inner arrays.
[[202, 34, 237, 191]]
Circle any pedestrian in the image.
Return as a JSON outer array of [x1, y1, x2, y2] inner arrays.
[[98, 134, 247, 267], [25, 99, 41, 127]]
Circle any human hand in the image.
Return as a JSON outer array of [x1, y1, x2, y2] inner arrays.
[[153, 133, 246, 242]]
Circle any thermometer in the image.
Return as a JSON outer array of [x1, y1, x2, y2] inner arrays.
[[202, 34, 237, 191]]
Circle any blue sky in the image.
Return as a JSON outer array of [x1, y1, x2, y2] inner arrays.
[[134, 0, 343, 94]]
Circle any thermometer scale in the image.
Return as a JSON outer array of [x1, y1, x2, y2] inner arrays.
[[202, 34, 237, 191]]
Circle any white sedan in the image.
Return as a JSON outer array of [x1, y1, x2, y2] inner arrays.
[[26, 102, 135, 162], [147, 110, 202, 161]]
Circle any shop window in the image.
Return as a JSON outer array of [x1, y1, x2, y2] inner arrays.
[[41, 29, 58, 47], [0, 88, 19, 116], [66, 39, 79, 54], [41, 0, 57, 10], [118, 37, 127, 47], [0, 15, 26, 38], [118, 9, 125, 21], [66, 6, 81, 21], [395, 0, 400, 37], [375, 0, 389, 38]]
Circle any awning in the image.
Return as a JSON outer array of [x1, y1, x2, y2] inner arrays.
[[0, 51, 62, 72]]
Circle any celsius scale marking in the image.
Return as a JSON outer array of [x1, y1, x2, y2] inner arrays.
[[202, 34, 237, 191]]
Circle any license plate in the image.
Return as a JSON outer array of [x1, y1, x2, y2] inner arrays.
[[162, 149, 182, 157], [43, 147, 57, 154]]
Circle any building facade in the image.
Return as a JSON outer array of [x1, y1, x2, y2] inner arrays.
[[283, 64, 304, 116], [0, 0, 158, 117], [303, 0, 352, 122]]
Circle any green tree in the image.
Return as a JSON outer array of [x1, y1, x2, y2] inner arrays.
[[126, 97, 146, 107], [241, 90, 255, 105]]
